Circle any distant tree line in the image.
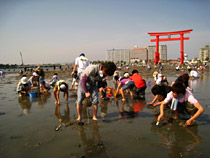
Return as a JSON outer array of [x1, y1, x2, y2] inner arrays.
[[0, 64, 18, 69]]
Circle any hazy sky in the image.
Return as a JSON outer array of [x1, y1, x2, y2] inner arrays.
[[0, 0, 210, 64]]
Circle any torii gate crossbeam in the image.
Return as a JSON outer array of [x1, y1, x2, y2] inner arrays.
[[148, 29, 193, 65]]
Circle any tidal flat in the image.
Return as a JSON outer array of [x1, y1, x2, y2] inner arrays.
[[0, 67, 210, 158]]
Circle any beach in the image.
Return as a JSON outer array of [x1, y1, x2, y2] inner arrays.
[[0, 66, 210, 158]]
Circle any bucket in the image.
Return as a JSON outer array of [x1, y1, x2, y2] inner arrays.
[[106, 87, 113, 94], [114, 90, 121, 96], [29, 92, 36, 98]]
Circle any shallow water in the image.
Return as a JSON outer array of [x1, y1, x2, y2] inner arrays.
[[0, 71, 210, 158]]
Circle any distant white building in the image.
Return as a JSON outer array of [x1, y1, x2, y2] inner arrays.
[[130, 47, 147, 64], [106, 45, 167, 64], [199, 44, 210, 61], [106, 49, 130, 65], [147, 45, 167, 62]]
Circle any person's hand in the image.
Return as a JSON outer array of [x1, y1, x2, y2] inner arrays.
[[148, 102, 153, 105], [71, 72, 74, 76], [185, 119, 193, 126], [85, 92, 91, 98]]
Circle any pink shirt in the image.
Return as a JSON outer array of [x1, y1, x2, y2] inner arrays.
[[164, 90, 198, 104], [120, 78, 130, 86]]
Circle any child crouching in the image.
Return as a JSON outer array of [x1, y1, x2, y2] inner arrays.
[[157, 82, 204, 126]]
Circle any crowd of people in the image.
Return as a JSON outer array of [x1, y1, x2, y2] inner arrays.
[[16, 53, 205, 127]]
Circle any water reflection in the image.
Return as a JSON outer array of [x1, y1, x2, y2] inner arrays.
[[99, 98, 111, 120], [18, 96, 32, 115], [54, 103, 70, 130], [115, 99, 145, 119], [37, 92, 51, 107], [28, 92, 51, 109], [78, 121, 109, 158], [151, 123, 201, 158]]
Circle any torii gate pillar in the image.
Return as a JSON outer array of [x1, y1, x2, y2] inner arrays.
[[148, 29, 193, 65]]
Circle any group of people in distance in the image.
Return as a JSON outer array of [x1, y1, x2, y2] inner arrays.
[[16, 53, 205, 126], [17, 66, 49, 96]]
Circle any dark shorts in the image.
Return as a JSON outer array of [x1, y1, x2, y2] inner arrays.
[[177, 102, 198, 115], [122, 81, 135, 90], [136, 85, 147, 95], [77, 82, 99, 105], [114, 76, 119, 81]]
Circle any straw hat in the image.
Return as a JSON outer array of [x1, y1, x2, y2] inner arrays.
[[21, 77, 28, 84]]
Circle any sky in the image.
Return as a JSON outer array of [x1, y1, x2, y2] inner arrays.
[[0, 0, 210, 65]]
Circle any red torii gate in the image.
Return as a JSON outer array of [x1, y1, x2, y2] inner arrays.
[[148, 29, 193, 65]]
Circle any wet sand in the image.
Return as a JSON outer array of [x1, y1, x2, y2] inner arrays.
[[0, 66, 210, 158]]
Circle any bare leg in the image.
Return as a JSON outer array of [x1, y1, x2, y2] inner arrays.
[[129, 90, 133, 100], [77, 104, 83, 121], [92, 104, 98, 120], [65, 91, 69, 103], [75, 85, 78, 92], [120, 89, 126, 101]]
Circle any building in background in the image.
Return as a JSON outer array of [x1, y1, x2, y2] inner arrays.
[[148, 45, 167, 62], [130, 47, 148, 64], [106, 49, 130, 65], [106, 45, 167, 64], [199, 44, 210, 61]]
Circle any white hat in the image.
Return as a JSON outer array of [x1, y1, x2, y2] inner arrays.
[[21, 77, 28, 84], [60, 84, 66, 91], [123, 73, 130, 78], [33, 72, 38, 76]]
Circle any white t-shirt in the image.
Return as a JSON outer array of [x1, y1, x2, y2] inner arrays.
[[156, 77, 162, 85], [75, 56, 90, 75], [190, 70, 199, 78], [52, 75, 59, 82]]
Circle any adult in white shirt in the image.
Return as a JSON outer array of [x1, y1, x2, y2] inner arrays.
[[190, 70, 199, 78], [72, 53, 90, 77], [188, 68, 199, 78]]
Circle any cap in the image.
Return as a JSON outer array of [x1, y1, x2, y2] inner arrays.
[[123, 73, 130, 78], [21, 77, 28, 84], [79, 53, 85, 57]]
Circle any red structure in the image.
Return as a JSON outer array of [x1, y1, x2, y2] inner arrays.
[[148, 29, 193, 65]]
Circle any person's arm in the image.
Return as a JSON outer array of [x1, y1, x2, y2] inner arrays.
[[157, 101, 167, 122], [81, 74, 91, 98], [185, 102, 204, 126], [115, 83, 122, 95], [72, 64, 78, 73], [149, 95, 158, 105], [49, 77, 53, 82]]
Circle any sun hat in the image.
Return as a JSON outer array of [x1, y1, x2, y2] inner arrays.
[[187, 66, 192, 70], [21, 77, 28, 84], [33, 72, 38, 76], [60, 84, 67, 91], [153, 71, 158, 77], [79, 53, 85, 57], [123, 73, 130, 78]]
